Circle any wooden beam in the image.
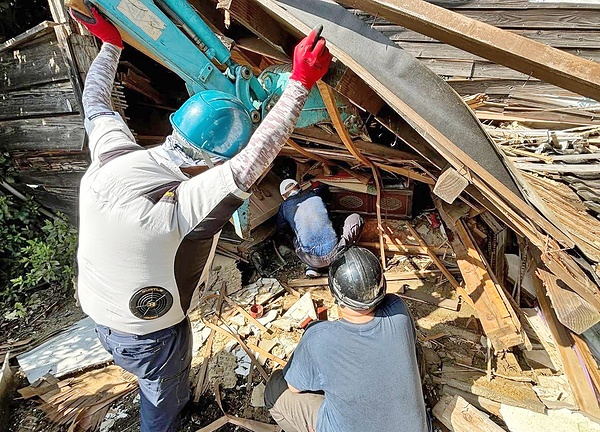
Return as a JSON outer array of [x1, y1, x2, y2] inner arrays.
[[288, 269, 443, 287], [0, 33, 70, 92], [358, 241, 450, 256], [433, 394, 504, 432], [531, 261, 600, 419], [0, 115, 85, 151], [437, 366, 546, 413], [215, 0, 295, 54], [436, 203, 524, 351], [536, 269, 600, 334], [337, 0, 600, 101]]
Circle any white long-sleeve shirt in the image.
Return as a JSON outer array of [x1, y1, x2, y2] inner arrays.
[[77, 43, 309, 334]]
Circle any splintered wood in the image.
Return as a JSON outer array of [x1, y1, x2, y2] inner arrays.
[[18, 366, 137, 431], [437, 203, 524, 351], [537, 269, 600, 334], [433, 394, 504, 432]]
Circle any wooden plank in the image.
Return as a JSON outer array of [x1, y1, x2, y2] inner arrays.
[[433, 394, 504, 432], [536, 269, 600, 334], [404, 224, 461, 288], [438, 366, 546, 413], [338, 0, 600, 100], [440, 386, 502, 419], [216, 0, 295, 54], [0, 21, 58, 53], [392, 41, 600, 65], [358, 241, 450, 256], [383, 27, 600, 49], [521, 308, 562, 372], [573, 332, 600, 397], [421, 59, 532, 81], [448, 0, 600, 9], [18, 170, 84, 189], [0, 81, 78, 120], [437, 203, 523, 351], [532, 263, 600, 419], [514, 162, 600, 174], [368, 9, 600, 30], [458, 9, 600, 30], [0, 33, 70, 91], [0, 115, 85, 151]]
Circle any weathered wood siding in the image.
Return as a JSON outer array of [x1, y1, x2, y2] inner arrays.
[[358, 0, 600, 100], [0, 22, 90, 220]]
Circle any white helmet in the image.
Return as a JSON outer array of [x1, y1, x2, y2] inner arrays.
[[280, 179, 300, 198]]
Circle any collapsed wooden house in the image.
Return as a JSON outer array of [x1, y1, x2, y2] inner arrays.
[[2, 0, 600, 430]]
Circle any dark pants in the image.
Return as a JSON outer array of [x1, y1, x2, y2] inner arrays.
[[265, 370, 324, 432], [95, 318, 192, 432], [295, 213, 364, 269]]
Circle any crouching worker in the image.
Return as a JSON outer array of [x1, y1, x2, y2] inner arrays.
[[277, 179, 363, 277], [69, 6, 332, 432], [264, 246, 431, 432]]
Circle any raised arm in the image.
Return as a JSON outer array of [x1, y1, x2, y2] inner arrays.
[[82, 43, 121, 118], [69, 6, 124, 119], [229, 29, 332, 191]]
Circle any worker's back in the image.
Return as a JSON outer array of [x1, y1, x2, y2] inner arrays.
[[78, 141, 248, 335], [284, 294, 429, 432]]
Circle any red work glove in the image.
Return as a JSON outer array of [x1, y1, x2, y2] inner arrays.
[[290, 26, 332, 90], [69, 4, 123, 49]]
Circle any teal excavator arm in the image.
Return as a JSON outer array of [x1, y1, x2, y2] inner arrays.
[[68, 0, 361, 238], [69, 0, 357, 131]]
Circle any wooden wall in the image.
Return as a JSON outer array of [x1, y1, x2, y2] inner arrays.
[[0, 21, 93, 220], [357, 0, 600, 101]]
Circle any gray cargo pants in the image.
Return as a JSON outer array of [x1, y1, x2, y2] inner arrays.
[[264, 369, 324, 432]]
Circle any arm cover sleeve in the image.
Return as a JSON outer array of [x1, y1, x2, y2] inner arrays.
[[82, 42, 122, 119], [229, 80, 309, 191]]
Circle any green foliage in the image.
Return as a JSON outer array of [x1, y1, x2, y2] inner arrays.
[[0, 152, 78, 314]]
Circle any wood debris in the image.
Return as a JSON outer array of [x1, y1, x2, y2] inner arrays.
[[18, 366, 137, 431], [5, 0, 600, 430]]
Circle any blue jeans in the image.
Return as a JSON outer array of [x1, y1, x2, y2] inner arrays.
[[95, 318, 192, 432]]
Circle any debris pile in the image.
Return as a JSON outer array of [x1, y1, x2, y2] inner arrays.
[[1, 0, 600, 431]]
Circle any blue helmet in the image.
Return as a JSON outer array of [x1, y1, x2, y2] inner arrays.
[[169, 90, 252, 159]]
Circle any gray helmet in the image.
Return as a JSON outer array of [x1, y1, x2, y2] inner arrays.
[[328, 246, 385, 310]]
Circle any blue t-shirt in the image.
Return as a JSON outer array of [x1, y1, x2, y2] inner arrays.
[[277, 190, 337, 256], [283, 294, 429, 432]]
